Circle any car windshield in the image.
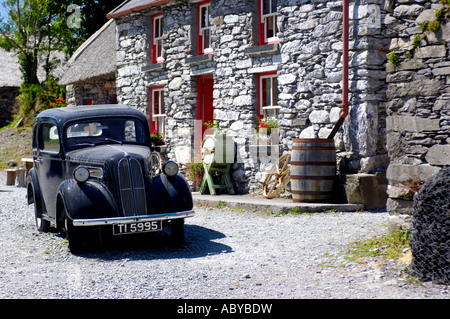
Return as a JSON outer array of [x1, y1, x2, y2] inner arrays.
[[65, 118, 148, 149]]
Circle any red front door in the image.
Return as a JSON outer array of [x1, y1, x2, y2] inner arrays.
[[197, 75, 214, 135], [196, 75, 214, 159]]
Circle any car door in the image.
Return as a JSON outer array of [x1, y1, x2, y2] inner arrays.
[[35, 120, 64, 219]]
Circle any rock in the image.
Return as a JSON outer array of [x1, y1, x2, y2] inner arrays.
[[386, 115, 441, 133], [425, 145, 450, 166], [414, 45, 447, 59], [393, 5, 423, 18], [388, 214, 412, 232], [386, 198, 414, 215], [415, 9, 437, 25], [329, 107, 341, 123], [344, 173, 388, 210], [309, 110, 329, 124]]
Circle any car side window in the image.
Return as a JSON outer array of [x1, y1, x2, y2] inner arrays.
[[39, 122, 60, 153]]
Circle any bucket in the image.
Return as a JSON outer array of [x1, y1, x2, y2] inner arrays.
[[290, 138, 336, 203]]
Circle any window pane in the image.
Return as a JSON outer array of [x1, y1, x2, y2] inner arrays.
[[201, 6, 208, 28], [153, 91, 160, 115], [156, 118, 164, 136], [154, 17, 160, 38], [159, 91, 165, 115], [203, 29, 210, 51], [262, 0, 271, 15], [272, 77, 278, 106], [264, 108, 277, 119], [156, 39, 163, 58], [265, 16, 275, 39], [262, 77, 271, 107]]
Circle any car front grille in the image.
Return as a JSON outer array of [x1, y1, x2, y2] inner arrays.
[[118, 157, 147, 216]]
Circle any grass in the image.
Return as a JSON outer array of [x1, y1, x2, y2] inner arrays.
[[0, 126, 33, 169], [215, 200, 227, 209], [345, 228, 411, 263], [387, 51, 400, 66]]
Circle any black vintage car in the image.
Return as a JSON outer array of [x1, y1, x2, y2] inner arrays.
[[27, 104, 194, 253]]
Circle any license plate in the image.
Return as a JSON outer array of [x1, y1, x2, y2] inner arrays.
[[113, 220, 162, 235]]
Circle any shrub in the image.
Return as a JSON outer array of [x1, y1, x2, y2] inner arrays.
[[15, 80, 66, 124], [186, 162, 205, 190]]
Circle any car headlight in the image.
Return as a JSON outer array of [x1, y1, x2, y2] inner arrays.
[[162, 161, 178, 177], [74, 166, 90, 183]]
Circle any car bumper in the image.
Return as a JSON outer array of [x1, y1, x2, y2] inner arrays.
[[72, 210, 195, 227]]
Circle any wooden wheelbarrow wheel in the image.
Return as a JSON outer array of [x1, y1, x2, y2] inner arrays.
[[262, 153, 291, 199]]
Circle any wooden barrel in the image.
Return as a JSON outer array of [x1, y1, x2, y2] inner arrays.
[[290, 138, 336, 203]]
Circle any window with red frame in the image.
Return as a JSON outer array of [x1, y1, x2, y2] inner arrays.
[[258, 72, 279, 119], [151, 13, 163, 64], [259, 0, 278, 45], [150, 87, 165, 137], [198, 0, 213, 55]]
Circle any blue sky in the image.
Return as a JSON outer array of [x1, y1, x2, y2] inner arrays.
[[0, 1, 7, 21]]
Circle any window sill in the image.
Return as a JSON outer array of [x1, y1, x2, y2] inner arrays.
[[185, 54, 213, 66], [142, 63, 164, 72], [244, 43, 279, 56]]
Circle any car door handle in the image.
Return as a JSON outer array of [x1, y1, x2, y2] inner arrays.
[[34, 158, 43, 164]]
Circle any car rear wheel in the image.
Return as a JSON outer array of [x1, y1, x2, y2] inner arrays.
[[171, 218, 185, 244], [35, 215, 50, 232], [34, 197, 50, 232]]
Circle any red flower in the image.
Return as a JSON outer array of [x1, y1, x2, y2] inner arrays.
[[264, 123, 269, 128]]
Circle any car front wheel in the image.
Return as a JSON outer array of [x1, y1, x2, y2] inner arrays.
[[64, 213, 85, 254]]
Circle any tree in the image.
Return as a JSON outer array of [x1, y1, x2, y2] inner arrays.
[[0, 0, 124, 121], [0, 0, 124, 84]]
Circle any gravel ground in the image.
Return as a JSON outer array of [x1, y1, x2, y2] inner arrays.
[[0, 172, 449, 300]]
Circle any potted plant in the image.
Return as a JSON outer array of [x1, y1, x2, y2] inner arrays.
[[150, 130, 165, 145], [251, 118, 281, 157]]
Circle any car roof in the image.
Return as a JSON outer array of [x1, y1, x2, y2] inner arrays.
[[36, 104, 148, 123]]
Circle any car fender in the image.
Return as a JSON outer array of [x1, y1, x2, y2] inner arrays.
[[150, 174, 193, 214], [57, 179, 119, 221], [26, 167, 46, 216]]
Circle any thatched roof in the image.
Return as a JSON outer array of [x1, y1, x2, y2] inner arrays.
[[59, 19, 116, 86], [0, 48, 23, 88], [0, 47, 67, 88], [107, 0, 173, 19]]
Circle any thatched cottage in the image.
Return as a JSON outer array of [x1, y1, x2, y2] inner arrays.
[[0, 48, 23, 127], [60, 19, 117, 106], [62, 0, 450, 231]]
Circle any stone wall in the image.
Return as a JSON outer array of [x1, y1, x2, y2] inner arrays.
[[65, 78, 117, 106], [0, 87, 20, 127], [277, 0, 389, 175], [384, 0, 450, 231]]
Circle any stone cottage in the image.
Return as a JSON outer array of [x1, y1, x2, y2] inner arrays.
[[62, 0, 450, 231], [60, 19, 118, 105], [0, 47, 23, 127], [104, 0, 390, 192]]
